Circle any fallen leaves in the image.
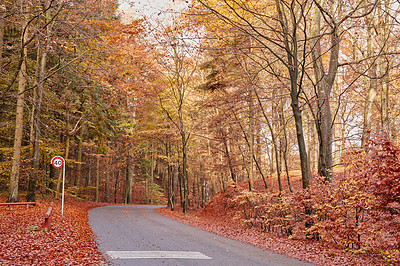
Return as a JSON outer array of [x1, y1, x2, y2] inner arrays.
[[0, 197, 106, 265], [157, 184, 387, 266]]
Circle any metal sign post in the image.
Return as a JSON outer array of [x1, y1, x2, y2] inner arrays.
[[51, 156, 65, 220]]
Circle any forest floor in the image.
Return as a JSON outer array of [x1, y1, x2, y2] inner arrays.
[[157, 172, 385, 266], [0, 170, 387, 265], [0, 195, 107, 265]]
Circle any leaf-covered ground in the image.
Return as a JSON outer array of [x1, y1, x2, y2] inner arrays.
[[0, 196, 106, 265], [157, 183, 384, 266]]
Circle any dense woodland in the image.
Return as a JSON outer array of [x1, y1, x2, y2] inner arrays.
[[1, 0, 399, 263]]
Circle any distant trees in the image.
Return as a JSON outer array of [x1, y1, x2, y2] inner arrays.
[[194, 0, 315, 188], [1, 0, 400, 217], [193, 0, 387, 186], [146, 17, 204, 213], [126, 0, 400, 209]]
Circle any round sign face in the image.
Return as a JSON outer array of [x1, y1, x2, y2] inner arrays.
[[51, 156, 64, 169]]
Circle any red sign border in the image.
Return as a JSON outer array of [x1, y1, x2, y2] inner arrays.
[[51, 156, 64, 169]]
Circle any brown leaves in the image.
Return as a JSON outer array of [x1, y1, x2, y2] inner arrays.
[[0, 198, 106, 265], [158, 172, 397, 265]]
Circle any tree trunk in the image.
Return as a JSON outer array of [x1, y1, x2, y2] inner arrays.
[[254, 87, 280, 191], [76, 123, 84, 187], [0, 5, 5, 63], [124, 153, 134, 204], [380, 65, 389, 136], [281, 100, 292, 192], [87, 163, 91, 187], [255, 120, 267, 188], [167, 170, 173, 209], [95, 156, 99, 202], [178, 165, 183, 206], [316, 85, 334, 181], [182, 140, 189, 213], [8, 19, 28, 203], [273, 96, 282, 192], [145, 174, 148, 203], [248, 90, 254, 191], [378, 1, 390, 137], [29, 33, 40, 148], [290, 92, 312, 189], [306, 113, 315, 171], [362, 6, 377, 148], [167, 141, 175, 210], [223, 136, 236, 183], [105, 157, 109, 203], [274, 0, 312, 190], [178, 109, 189, 213], [49, 163, 57, 191], [57, 112, 70, 195], [114, 171, 119, 203], [150, 149, 154, 204], [310, 2, 339, 182], [27, 2, 62, 202]]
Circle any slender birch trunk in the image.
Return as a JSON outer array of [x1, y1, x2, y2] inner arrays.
[[378, 0, 390, 137], [362, 4, 377, 148]]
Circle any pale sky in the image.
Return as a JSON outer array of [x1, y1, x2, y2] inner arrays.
[[118, 0, 172, 23]]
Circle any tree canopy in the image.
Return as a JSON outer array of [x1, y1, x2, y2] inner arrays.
[[1, 0, 399, 263]]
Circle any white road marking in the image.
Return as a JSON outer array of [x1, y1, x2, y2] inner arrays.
[[107, 251, 212, 260]]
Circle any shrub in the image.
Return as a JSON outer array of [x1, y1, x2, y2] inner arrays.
[[229, 136, 399, 264]]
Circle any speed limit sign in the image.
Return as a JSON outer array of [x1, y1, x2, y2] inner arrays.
[[51, 156, 64, 169], [50, 156, 66, 219]]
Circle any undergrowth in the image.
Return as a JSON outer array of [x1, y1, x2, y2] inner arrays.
[[222, 137, 400, 265]]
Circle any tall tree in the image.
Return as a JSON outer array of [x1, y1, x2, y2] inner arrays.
[[150, 18, 202, 212], [27, 1, 63, 202], [309, 0, 340, 182], [196, 0, 313, 188], [8, 13, 28, 202], [377, 0, 391, 137]]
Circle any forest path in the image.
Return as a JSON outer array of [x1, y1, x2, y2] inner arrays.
[[89, 205, 313, 266]]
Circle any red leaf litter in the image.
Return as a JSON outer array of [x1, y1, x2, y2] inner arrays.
[[0, 197, 107, 265], [157, 185, 385, 266]]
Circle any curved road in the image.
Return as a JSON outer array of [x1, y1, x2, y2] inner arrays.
[[89, 205, 313, 266]]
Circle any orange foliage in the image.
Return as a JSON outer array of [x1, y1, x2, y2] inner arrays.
[[159, 137, 400, 265], [0, 197, 106, 265]]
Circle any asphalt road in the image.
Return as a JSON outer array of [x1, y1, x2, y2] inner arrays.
[[89, 205, 314, 266]]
